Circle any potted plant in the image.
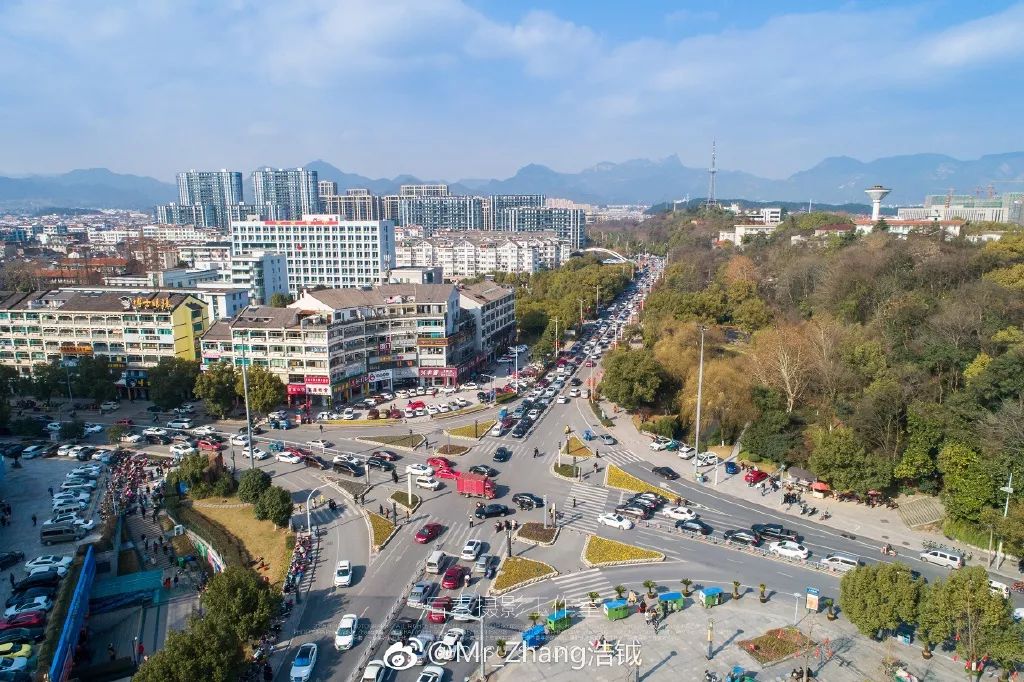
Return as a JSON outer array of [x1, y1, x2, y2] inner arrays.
[[680, 578, 693, 597], [643, 580, 657, 597], [588, 591, 600, 607], [496, 639, 507, 657], [732, 580, 741, 600], [613, 584, 626, 599], [528, 612, 541, 627], [758, 583, 767, 603], [824, 598, 836, 621], [921, 640, 932, 660]]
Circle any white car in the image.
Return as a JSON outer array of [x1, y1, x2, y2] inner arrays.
[[695, 452, 719, 466], [362, 660, 387, 682], [230, 434, 250, 446], [84, 423, 104, 435], [25, 555, 73, 572], [649, 438, 670, 451], [418, 665, 446, 682], [53, 491, 90, 503], [268, 411, 287, 421], [316, 411, 341, 421], [306, 439, 330, 449], [404, 409, 417, 419], [438, 404, 450, 413], [456, 398, 470, 407], [597, 513, 634, 530], [527, 409, 540, 419], [48, 513, 97, 531], [415, 408, 428, 417], [166, 419, 192, 429], [334, 613, 358, 650], [677, 445, 697, 460], [170, 443, 195, 457], [662, 506, 698, 521], [143, 427, 167, 437], [441, 386, 457, 395], [46, 422, 63, 432], [460, 539, 483, 561], [57, 444, 77, 457], [70, 466, 101, 478], [342, 408, 357, 420], [192, 425, 216, 436], [276, 452, 302, 464], [396, 389, 410, 399], [243, 447, 268, 460], [769, 541, 810, 560], [427, 406, 440, 416], [5, 596, 53, 617], [333, 560, 353, 587], [416, 476, 440, 490], [462, 382, 478, 390], [31, 564, 68, 577], [61, 479, 97, 492], [100, 401, 120, 411], [332, 453, 360, 465], [120, 432, 143, 444], [556, 395, 569, 404], [415, 387, 427, 396], [0, 657, 28, 673], [406, 463, 434, 477], [289, 642, 318, 682], [436, 627, 466, 660], [92, 449, 115, 463]]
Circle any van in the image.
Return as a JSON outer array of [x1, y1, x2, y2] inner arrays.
[[990, 580, 1011, 599], [425, 550, 446, 575], [919, 549, 964, 569], [819, 553, 862, 573], [40, 523, 83, 545], [52, 501, 86, 515]]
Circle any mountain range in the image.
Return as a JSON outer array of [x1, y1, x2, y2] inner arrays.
[[4, 152, 1024, 212]]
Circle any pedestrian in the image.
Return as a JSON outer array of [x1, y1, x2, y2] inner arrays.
[[405, 510, 410, 522], [8, 574, 13, 588], [48, 486, 54, 497], [595, 449, 600, 458], [319, 424, 324, 434], [593, 462, 598, 474], [379, 504, 384, 515], [572, 497, 576, 508], [173, 574, 179, 588], [108, 643, 116, 662], [31, 514, 36, 526], [468, 515, 473, 528], [463, 573, 470, 588], [136, 642, 145, 663]]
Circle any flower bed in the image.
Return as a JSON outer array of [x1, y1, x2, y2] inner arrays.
[[516, 522, 558, 546], [445, 420, 496, 440], [434, 404, 490, 419], [738, 627, 814, 665], [566, 434, 593, 458], [582, 535, 664, 567], [360, 434, 425, 450], [605, 464, 667, 496], [552, 463, 580, 481], [323, 418, 398, 427], [435, 444, 470, 456], [390, 491, 421, 511], [367, 512, 397, 551], [491, 556, 557, 595]]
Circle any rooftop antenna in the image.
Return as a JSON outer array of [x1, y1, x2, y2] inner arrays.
[[704, 141, 719, 211]]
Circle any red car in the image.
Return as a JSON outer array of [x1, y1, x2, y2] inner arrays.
[[414, 523, 443, 544], [115, 418, 134, 426], [428, 596, 452, 623], [286, 446, 311, 457], [743, 470, 769, 485], [435, 467, 459, 480], [585, 360, 595, 367], [197, 439, 223, 452], [427, 456, 453, 469], [373, 450, 398, 462], [441, 566, 467, 590], [0, 611, 46, 630]]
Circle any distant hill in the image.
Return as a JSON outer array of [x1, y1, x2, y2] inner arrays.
[[0, 168, 176, 211]]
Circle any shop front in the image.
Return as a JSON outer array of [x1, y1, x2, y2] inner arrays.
[[418, 366, 458, 387], [367, 369, 394, 393]]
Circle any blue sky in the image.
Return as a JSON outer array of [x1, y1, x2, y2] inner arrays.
[[1, 1, 1022, 181]]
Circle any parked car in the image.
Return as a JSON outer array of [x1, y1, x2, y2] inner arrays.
[[743, 469, 769, 485], [675, 519, 712, 535], [597, 513, 633, 530], [460, 539, 483, 560], [288, 643, 318, 682], [769, 541, 810, 560]]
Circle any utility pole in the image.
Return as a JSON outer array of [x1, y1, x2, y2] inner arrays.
[[693, 324, 706, 480], [577, 299, 585, 328], [997, 472, 1014, 566], [240, 334, 255, 470], [553, 317, 559, 355], [595, 285, 600, 315]]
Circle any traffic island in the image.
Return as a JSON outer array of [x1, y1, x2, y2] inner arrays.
[[565, 434, 594, 458], [738, 627, 815, 665], [359, 433, 426, 452], [444, 420, 496, 440], [581, 535, 665, 567], [389, 491, 421, 513], [367, 512, 397, 551], [490, 556, 558, 596], [435, 444, 470, 456], [433, 403, 490, 419], [515, 522, 559, 546], [605, 464, 669, 496], [551, 462, 581, 481]]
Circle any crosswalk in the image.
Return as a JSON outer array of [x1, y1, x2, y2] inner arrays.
[[595, 448, 645, 466], [543, 569, 617, 609]]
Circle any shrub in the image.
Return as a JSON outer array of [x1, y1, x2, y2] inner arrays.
[[605, 465, 669, 496], [10, 418, 45, 438], [583, 536, 664, 565], [368, 512, 396, 549], [253, 486, 293, 528], [237, 469, 271, 504]]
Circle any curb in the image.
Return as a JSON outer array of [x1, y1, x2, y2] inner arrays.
[[513, 524, 560, 547], [581, 535, 665, 568], [487, 556, 559, 597], [387, 491, 422, 514], [550, 462, 582, 483]]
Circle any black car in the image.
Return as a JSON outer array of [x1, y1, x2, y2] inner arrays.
[[145, 434, 171, 445], [751, 523, 799, 542], [676, 519, 712, 535], [474, 504, 512, 519], [14, 571, 61, 592], [332, 461, 363, 477], [629, 493, 666, 507], [510, 422, 530, 438], [476, 391, 487, 402], [468, 465, 496, 477], [6, 586, 56, 609], [0, 551, 24, 570], [492, 447, 512, 463], [0, 628, 46, 645], [723, 529, 762, 547], [388, 616, 419, 643], [366, 457, 394, 471], [512, 493, 543, 510], [626, 496, 659, 511], [614, 504, 651, 520], [652, 466, 679, 480], [302, 455, 329, 470]]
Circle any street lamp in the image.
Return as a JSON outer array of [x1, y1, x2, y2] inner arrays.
[[238, 331, 255, 470], [997, 473, 1014, 566], [692, 324, 706, 481]]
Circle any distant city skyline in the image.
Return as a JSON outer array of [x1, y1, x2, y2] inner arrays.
[[2, 1, 1023, 180]]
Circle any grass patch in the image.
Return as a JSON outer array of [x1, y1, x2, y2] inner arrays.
[[118, 549, 142, 575], [565, 434, 594, 458], [583, 535, 664, 565], [390, 491, 421, 510], [186, 496, 292, 588], [492, 557, 557, 593], [446, 420, 496, 439], [517, 522, 557, 544], [738, 627, 814, 665], [436, 444, 469, 455], [323, 419, 398, 426], [942, 518, 990, 550], [606, 464, 667, 496], [364, 433, 425, 449], [165, 495, 251, 569], [588, 400, 614, 427], [434, 404, 490, 419], [368, 512, 396, 550], [553, 463, 580, 478]]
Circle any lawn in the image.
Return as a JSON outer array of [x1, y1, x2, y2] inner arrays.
[[446, 420, 496, 439], [738, 627, 814, 665], [368, 512, 396, 550], [605, 464, 668, 496], [189, 497, 293, 588], [390, 491, 421, 510], [492, 557, 557, 593], [363, 433, 426, 449], [582, 535, 664, 566], [565, 434, 593, 458], [553, 463, 580, 479], [436, 444, 469, 455], [517, 522, 558, 545]]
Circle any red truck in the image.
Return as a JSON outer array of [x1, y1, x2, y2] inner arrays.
[[456, 472, 496, 499]]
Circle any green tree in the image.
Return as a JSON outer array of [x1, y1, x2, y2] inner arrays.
[[598, 349, 663, 410], [201, 566, 281, 642], [237, 365, 285, 416], [70, 356, 119, 403], [893, 402, 946, 485], [808, 426, 892, 495], [176, 452, 210, 488], [193, 362, 237, 419], [59, 419, 85, 441], [10, 418, 45, 438], [0, 365, 18, 398], [917, 566, 1024, 675], [968, 346, 1024, 410], [740, 388, 799, 464], [31, 361, 67, 402], [269, 292, 294, 308], [237, 468, 271, 504], [133, 616, 245, 682], [839, 563, 922, 638], [106, 423, 126, 445], [254, 485, 293, 527], [937, 442, 996, 522], [148, 358, 201, 410]]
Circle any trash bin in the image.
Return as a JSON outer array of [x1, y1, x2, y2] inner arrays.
[[603, 599, 629, 621], [658, 591, 684, 611], [547, 609, 572, 634], [177, 557, 185, 569]]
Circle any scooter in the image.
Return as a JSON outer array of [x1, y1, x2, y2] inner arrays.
[[820, 510, 831, 521], [881, 545, 898, 557]]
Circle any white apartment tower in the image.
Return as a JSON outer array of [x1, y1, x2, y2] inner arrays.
[[252, 168, 320, 220]]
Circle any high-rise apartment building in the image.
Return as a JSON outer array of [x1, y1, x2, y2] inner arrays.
[[398, 196, 484, 233], [228, 252, 290, 305], [156, 169, 244, 230], [322, 189, 383, 221], [251, 168, 320, 220], [230, 214, 395, 295], [505, 207, 586, 248], [318, 180, 338, 199], [400, 184, 449, 197], [490, 195, 546, 230]]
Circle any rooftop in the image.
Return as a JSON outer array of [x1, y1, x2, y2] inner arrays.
[[458, 281, 515, 305], [301, 284, 455, 310], [0, 290, 197, 313]]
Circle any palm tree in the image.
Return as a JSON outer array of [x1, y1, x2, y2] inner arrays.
[[551, 598, 566, 612], [758, 583, 767, 603], [732, 580, 741, 599], [496, 639, 507, 657], [613, 584, 626, 599], [642, 580, 657, 597], [680, 578, 693, 597], [528, 612, 541, 626], [824, 598, 836, 621], [588, 591, 600, 606]]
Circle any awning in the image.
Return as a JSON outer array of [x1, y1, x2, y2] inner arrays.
[[811, 481, 831, 492]]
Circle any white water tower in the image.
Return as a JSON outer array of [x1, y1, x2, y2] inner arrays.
[[865, 185, 891, 221]]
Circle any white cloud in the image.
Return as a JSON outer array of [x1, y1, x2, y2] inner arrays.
[[917, 2, 1024, 68]]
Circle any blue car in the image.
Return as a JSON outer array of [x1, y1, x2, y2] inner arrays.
[[724, 461, 740, 475]]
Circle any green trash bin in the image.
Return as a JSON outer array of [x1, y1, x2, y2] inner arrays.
[[603, 599, 629, 621], [177, 556, 185, 569]]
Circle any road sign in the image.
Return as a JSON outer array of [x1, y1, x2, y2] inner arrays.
[[805, 587, 820, 612]]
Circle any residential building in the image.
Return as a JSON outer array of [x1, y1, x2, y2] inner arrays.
[[896, 193, 1024, 225], [853, 217, 964, 238], [154, 202, 216, 228], [0, 289, 210, 398], [88, 224, 221, 245], [251, 168, 319, 220], [177, 242, 232, 269], [457, 282, 515, 360], [400, 184, 449, 197], [64, 285, 249, 322], [388, 266, 443, 284], [318, 180, 338, 198], [717, 223, 778, 245], [490, 195, 545, 230], [321, 188, 383, 221], [103, 267, 220, 289], [395, 231, 570, 278], [227, 252, 289, 305], [504, 207, 586, 248], [230, 215, 394, 296], [398, 196, 484, 233]]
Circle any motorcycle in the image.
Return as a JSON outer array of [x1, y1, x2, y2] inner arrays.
[[881, 544, 898, 557], [820, 510, 831, 521]]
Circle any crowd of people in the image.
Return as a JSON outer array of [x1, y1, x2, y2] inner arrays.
[[100, 452, 165, 523]]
